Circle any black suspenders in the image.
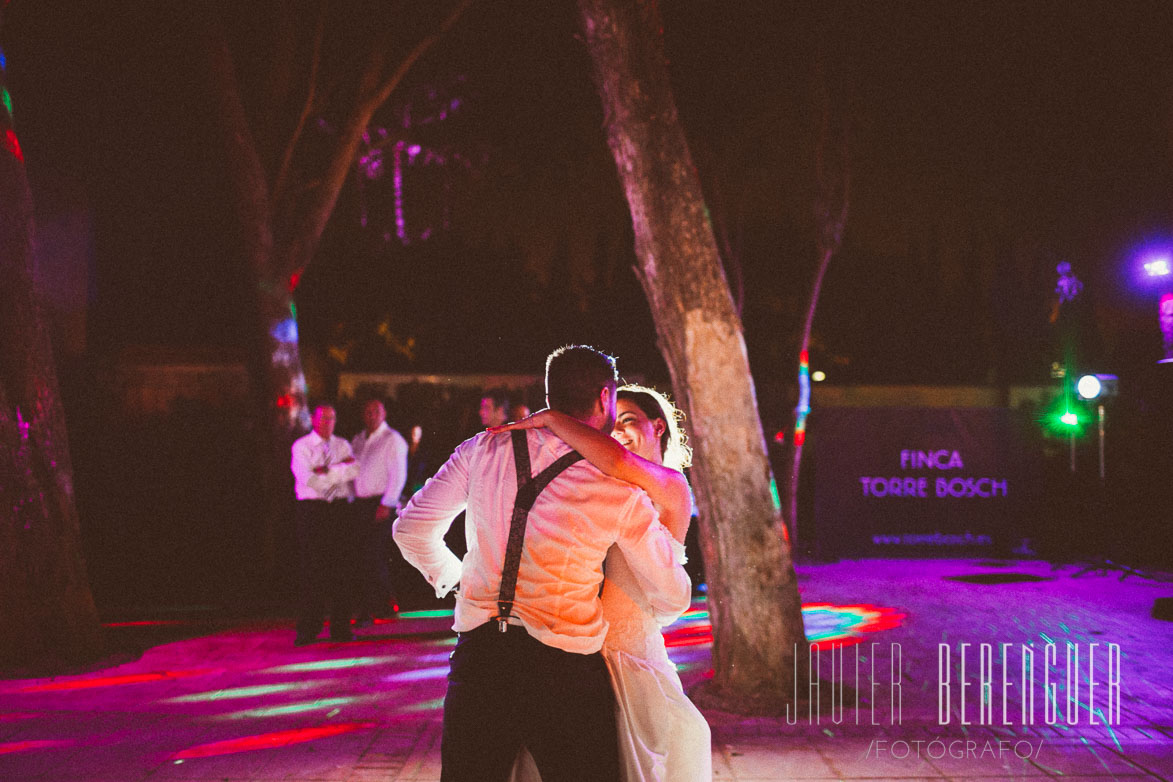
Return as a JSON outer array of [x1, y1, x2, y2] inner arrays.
[[495, 430, 583, 632]]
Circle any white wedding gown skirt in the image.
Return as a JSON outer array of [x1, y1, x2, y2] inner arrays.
[[511, 545, 712, 781], [602, 645, 713, 781]]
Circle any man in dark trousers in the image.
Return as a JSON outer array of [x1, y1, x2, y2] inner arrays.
[[290, 404, 360, 646], [394, 346, 690, 782], [350, 399, 408, 625]]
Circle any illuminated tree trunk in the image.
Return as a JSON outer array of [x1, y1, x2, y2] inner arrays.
[[780, 59, 849, 548], [0, 31, 103, 669], [578, 0, 807, 711]]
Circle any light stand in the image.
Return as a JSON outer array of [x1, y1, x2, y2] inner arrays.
[[1097, 403, 1106, 481], [1070, 374, 1146, 579], [1076, 373, 1117, 482]]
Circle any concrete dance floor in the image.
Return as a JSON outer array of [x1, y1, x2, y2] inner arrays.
[[1, 559, 1171, 781]]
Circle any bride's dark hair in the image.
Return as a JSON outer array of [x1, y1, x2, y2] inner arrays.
[[616, 385, 691, 471]]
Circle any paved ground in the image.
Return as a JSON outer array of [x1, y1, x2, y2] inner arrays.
[[1, 558, 1171, 781]]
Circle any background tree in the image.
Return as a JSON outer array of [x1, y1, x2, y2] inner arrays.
[[196, 0, 473, 564], [778, 55, 850, 546], [0, 14, 102, 670], [577, 0, 808, 712]]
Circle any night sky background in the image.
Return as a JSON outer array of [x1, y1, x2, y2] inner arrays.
[[5, 1, 1173, 605], [9, 1, 1173, 382]]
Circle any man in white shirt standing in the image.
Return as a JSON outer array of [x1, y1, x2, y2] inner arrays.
[[350, 399, 409, 626], [394, 346, 691, 782], [290, 404, 360, 646]]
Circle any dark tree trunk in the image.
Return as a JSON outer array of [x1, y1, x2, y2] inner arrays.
[[779, 58, 849, 550], [201, 16, 307, 576], [577, 0, 807, 711], [199, 1, 473, 578], [0, 36, 103, 669]]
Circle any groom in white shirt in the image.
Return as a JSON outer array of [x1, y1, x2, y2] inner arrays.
[[394, 346, 691, 782]]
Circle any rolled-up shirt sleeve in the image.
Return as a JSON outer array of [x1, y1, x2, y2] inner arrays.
[[392, 439, 470, 597], [615, 491, 692, 626]]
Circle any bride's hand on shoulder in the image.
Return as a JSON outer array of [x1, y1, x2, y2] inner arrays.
[[486, 409, 553, 434]]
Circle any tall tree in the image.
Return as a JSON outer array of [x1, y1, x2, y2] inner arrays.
[[778, 56, 850, 546], [577, 0, 808, 711], [0, 14, 102, 670], [196, 0, 473, 563]]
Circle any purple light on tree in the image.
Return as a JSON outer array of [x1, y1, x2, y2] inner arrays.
[[1136, 247, 1173, 284], [1135, 246, 1173, 363], [1144, 256, 1171, 279], [350, 74, 476, 246], [393, 140, 408, 243], [1160, 294, 1173, 363], [1055, 261, 1083, 303]]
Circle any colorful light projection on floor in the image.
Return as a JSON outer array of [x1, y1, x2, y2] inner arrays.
[[398, 697, 446, 713], [166, 680, 341, 704], [802, 603, 905, 650], [663, 609, 714, 648], [0, 713, 39, 722], [0, 740, 73, 756], [214, 697, 359, 721], [398, 609, 455, 619], [662, 603, 904, 650], [17, 669, 211, 693], [102, 620, 192, 628], [380, 665, 449, 684], [171, 722, 377, 760], [264, 656, 402, 674]]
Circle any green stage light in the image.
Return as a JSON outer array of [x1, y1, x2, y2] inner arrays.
[[1040, 399, 1086, 439]]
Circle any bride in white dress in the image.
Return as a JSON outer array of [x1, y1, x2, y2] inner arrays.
[[493, 385, 712, 782]]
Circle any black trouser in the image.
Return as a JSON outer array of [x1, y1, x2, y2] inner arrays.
[[354, 495, 397, 615], [440, 623, 619, 782], [294, 499, 359, 638]]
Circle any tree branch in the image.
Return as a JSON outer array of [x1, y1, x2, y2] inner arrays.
[[272, 0, 326, 205], [367, 0, 476, 116], [277, 0, 476, 275]]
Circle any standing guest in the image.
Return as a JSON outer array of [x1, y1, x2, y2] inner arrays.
[[290, 404, 360, 646], [477, 388, 510, 428], [511, 402, 532, 421], [394, 345, 690, 781], [404, 424, 429, 501], [350, 399, 409, 626]]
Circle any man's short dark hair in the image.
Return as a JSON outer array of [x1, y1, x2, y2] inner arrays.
[[481, 387, 510, 413], [545, 345, 618, 418]]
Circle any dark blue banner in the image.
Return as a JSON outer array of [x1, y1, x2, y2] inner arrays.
[[812, 407, 1042, 558]]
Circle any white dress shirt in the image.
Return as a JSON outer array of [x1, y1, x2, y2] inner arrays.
[[291, 431, 359, 501], [393, 428, 692, 655], [351, 422, 409, 508]]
